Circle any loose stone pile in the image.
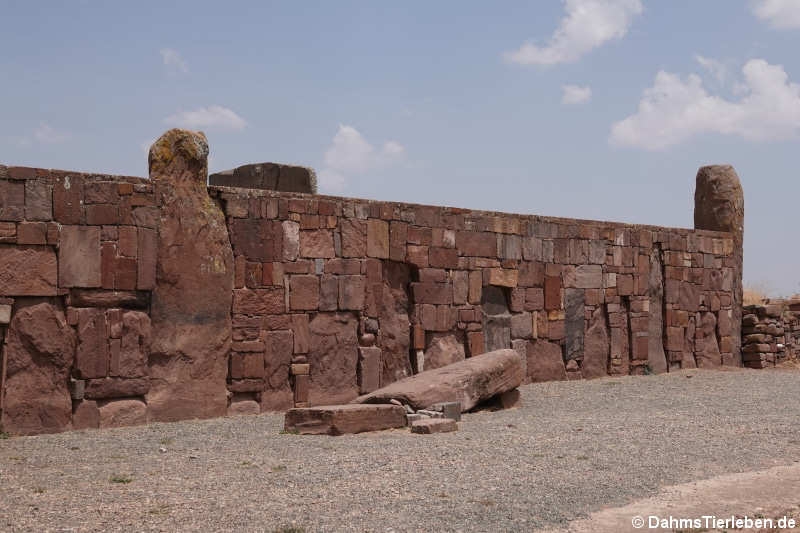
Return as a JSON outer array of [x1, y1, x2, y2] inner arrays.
[[741, 301, 799, 368]]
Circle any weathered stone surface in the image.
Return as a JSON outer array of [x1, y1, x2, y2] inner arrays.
[[481, 286, 511, 353], [358, 346, 381, 394], [59, 225, 102, 288], [694, 164, 743, 363], [72, 400, 100, 430], [340, 218, 366, 257], [511, 312, 533, 339], [696, 312, 722, 368], [582, 307, 609, 379], [564, 289, 584, 361], [85, 377, 150, 399], [647, 247, 668, 373], [209, 162, 317, 193], [146, 129, 233, 423], [354, 349, 524, 412], [300, 229, 335, 258], [411, 418, 458, 434], [2, 303, 75, 435], [290, 275, 319, 311], [98, 398, 147, 428], [526, 339, 566, 383], [308, 312, 359, 405], [114, 311, 150, 378], [227, 399, 261, 416], [425, 332, 466, 370], [282, 221, 299, 261], [0, 245, 58, 296], [284, 404, 406, 435], [75, 308, 109, 379], [261, 330, 293, 410], [233, 288, 284, 315], [366, 219, 389, 259], [378, 262, 413, 386]]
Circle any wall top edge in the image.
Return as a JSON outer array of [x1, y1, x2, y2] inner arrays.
[[208, 185, 735, 240], [0, 164, 734, 240]]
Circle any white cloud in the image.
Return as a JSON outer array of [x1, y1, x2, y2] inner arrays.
[[504, 0, 643, 66], [695, 55, 728, 83], [318, 125, 405, 193], [160, 48, 189, 74], [610, 59, 800, 150], [752, 0, 800, 29], [33, 122, 69, 143], [164, 105, 247, 131], [562, 84, 592, 104]]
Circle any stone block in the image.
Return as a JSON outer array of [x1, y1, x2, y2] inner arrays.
[[98, 398, 147, 428], [456, 231, 496, 257], [300, 229, 335, 258], [75, 308, 109, 379], [411, 282, 452, 305], [544, 275, 561, 310], [366, 219, 389, 259], [575, 265, 602, 289], [53, 174, 83, 224], [0, 179, 25, 221], [72, 400, 100, 430], [358, 346, 381, 394], [233, 288, 285, 315], [340, 218, 366, 257], [489, 268, 518, 288], [59, 225, 101, 288], [0, 245, 58, 296], [511, 312, 533, 339], [338, 275, 365, 310], [410, 418, 458, 434], [430, 401, 461, 421], [282, 221, 300, 261], [227, 399, 260, 416], [290, 275, 319, 311], [284, 404, 406, 435], [84, 377, 150, 399]]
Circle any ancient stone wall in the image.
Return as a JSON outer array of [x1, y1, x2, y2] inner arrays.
[[0, 132, 741, 435], [741, 300, 800, 368]]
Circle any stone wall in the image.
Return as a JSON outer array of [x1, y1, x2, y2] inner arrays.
[[0, 129, 742, 435], [741, 300, 800, 368]]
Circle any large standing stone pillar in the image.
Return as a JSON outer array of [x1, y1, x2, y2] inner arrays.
[[145, 129, 234, 421], [694, 165, 744, 364]]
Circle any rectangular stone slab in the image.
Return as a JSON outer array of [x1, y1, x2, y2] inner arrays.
[[411, 418, 458, 434], [352, 348, 524, 412], [284, 404, 406, 435]]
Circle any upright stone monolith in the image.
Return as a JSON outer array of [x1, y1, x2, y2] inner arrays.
[[694, 164, 744, 364], [145, 129, 234, 421]]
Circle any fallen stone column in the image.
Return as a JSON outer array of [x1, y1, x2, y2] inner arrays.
[[284, 404, 406, 435], [351, 348, 524, 412]]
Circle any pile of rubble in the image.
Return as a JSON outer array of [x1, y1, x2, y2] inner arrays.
[[283, 348, 524, 435]]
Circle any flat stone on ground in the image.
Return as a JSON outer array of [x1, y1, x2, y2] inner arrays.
[[410, 418, 458, 434], [284, 404, 406, 435]]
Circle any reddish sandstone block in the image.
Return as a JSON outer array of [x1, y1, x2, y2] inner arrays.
[[24, 180, 52, 221], [456, 231, 496, 257], [118, 226, 137, 257], [411, 282, 453, 305], [16, 221, 47, 244], [408, 225, 432, 245], [294, 373, 310, 405], [300, 229, 335, 258], [136, 227, 157, 290], [291, 314, 310, 354], [467, 330, 485, 357], [453, 271, 468, 305], [84, 181, 119, 204], [284, 404, 407, 435], [468, 271, 482, 304], [114, 256, 138, 291], [0, 179, 25, 221], [231, 219, 282, 261], [290, 275, 319, 311], [320, 274, 338, 311], [85, 204, 119, 225], [233, 288, 285, 315], [406, 245, 429, 268], [429, 247, 459, 269], [101, 242, 116, 289], [389, 221, 408, 262], [617, 274, 634, 296], [0, 221, 16, 242], [339, 275, 365, 310], [230, 352, 265, 379], [340, 218, 366, 257], [59, 225, 101, 288], [489, 268, 518, 288], [544, 275, 561, 310], [75, 308, 109, 379], [53, 174, 84, 224]]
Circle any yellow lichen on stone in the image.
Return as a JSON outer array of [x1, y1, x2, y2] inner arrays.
[[148, 128, 209, 183]]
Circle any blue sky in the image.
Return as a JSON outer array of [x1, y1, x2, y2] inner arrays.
[[2, 1, 799, 295]]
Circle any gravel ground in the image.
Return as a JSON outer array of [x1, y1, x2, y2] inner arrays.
[[2, 367, 800, 533]]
